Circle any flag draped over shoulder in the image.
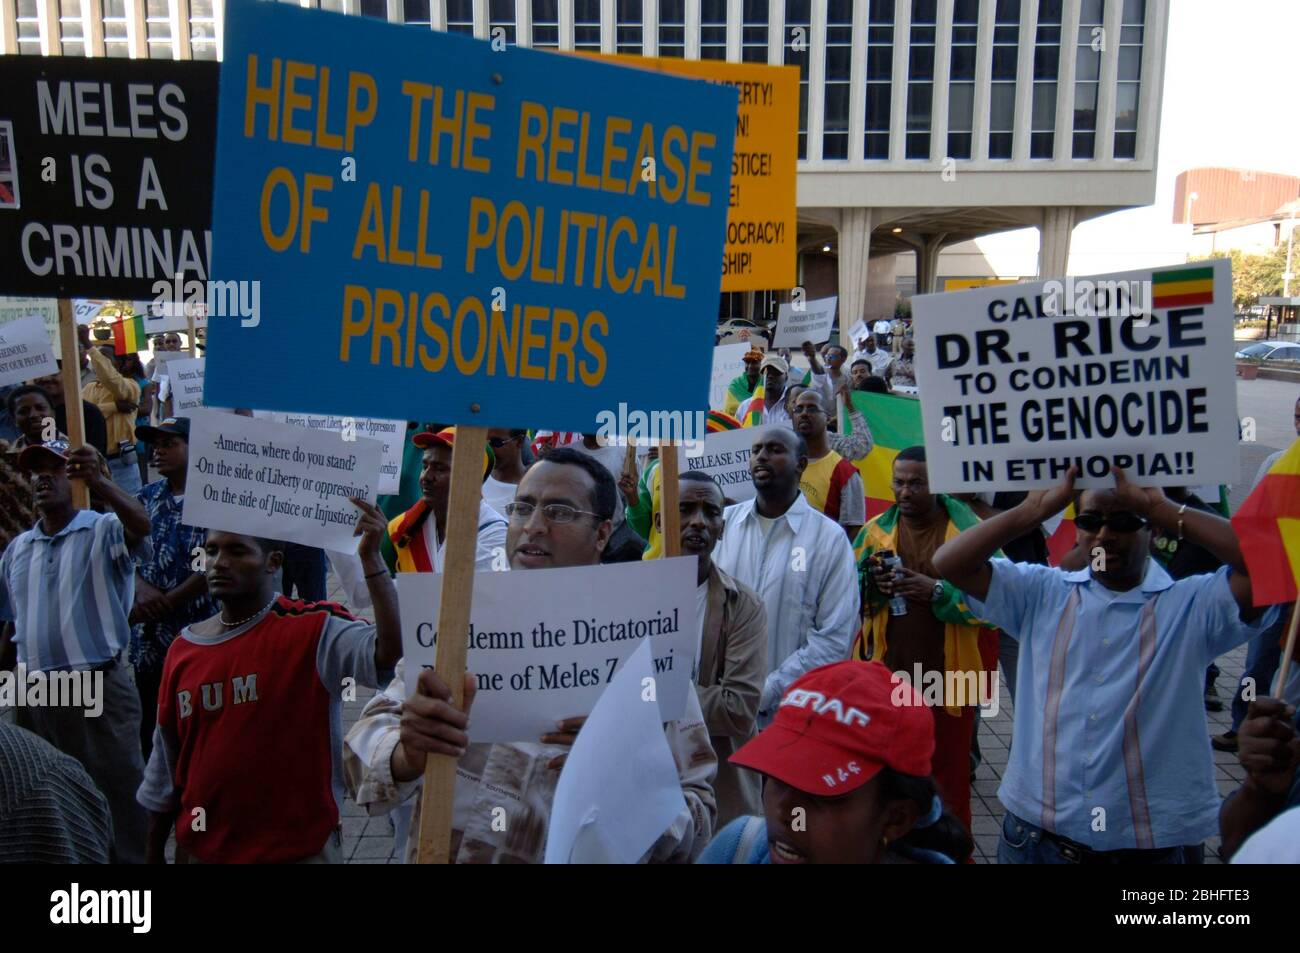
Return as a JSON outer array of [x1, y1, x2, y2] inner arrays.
[[844, 391, 923, 519], [1232, 439, 1300, 606], [742, 382, 765, 427]]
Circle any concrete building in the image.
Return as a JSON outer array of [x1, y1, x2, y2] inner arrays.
[[1172, 167, 1300, 259], [2, 0, 1171, 333]]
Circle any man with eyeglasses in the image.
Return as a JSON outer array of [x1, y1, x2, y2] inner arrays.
[[343, 446, 717, 863], [791, 390, 865, 541], [932, 466, 1280, 864]]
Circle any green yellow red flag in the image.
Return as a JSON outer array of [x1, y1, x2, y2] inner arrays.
[[1231, 438, 1300, 606]]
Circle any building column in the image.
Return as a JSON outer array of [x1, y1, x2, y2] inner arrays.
[[836, 207, 874, 347], [1037, 206, 1077, 279], [914, 234, 947, 295]]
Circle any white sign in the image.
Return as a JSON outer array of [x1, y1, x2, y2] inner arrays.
[[266, 412, 406, 495], [773, 294, 837, 347], [710, 342, 751, 411], [167, 357, 206, 412], [0, 297, 60, 349], [150, 349, 190, 381], [544, 640, 686, 864], [182, 409, 383, 551], [676, 425, 762, 502], [847, 319, 870, 349], [912, 260, 1238, 490], [140, 296, 209, 335], [0, 315, 57, 388], [398, 558, 698, 744]]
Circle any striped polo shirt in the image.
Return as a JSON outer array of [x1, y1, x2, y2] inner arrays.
[[0, 510, 148, 672], [964, 557, 1278, 851]]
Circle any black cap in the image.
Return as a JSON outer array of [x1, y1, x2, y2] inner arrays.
[[135, 417, 190, 443]]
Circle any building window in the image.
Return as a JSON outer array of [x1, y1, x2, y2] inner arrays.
[[616, 0, 642, 54], [987, 0, 1018, 159], [659, 0, 685, 57], [821, 0, 853, 159], [16, 0, 41, 54], [946, 0, 977, 159], [103, 0, 130, 56], [785, 0, 811, 159], [359, 0, 387, 18], [864, 0, 893, 159], [485, 0, 515, 42], [1030, 0, 1062, 158], [573, 0, 600, 49], [905, 0, 936, 159], [446, 0, 474, 33], [741, 0, 768, 63], [58, 0, 86, 56], [402, 0, 432, 26], [189, 0, 218, 59], [146, 0, 172, 58], [1072, 0, 1104, 158], [1114, 0, 1145, 159], [532, 0, 559, 47], [700, 0, 727, 60]]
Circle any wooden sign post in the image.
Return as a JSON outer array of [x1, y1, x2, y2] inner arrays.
[[660, 441, 681, 558], [415, 424, 488, 864], [56, 300, 89, 510], [1275, 604, 1299, 697]]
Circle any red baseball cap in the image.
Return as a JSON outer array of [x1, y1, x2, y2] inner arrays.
[[730, 661, 934, 796]]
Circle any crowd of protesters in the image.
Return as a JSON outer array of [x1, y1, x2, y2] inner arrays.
[[0, 320, 1296, 867]]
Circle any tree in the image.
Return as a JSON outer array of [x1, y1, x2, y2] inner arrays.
[[1189, 245, 1288, 309]]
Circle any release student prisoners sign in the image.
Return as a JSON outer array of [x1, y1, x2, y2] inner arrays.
[[202, 0, 737, 432], [911, 259, 1239, 491]]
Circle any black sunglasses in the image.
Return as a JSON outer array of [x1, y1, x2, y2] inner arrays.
[[1075, 512, 1148, 534]]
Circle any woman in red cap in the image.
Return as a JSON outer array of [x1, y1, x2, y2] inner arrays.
[[698, 660, 973, 864]]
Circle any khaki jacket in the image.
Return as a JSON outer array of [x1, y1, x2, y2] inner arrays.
[[84, 347, 140, 454], [697, 563, 767, 827]]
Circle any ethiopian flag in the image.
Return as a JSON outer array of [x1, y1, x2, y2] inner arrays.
[[1152, 265, 1214, 309], [1232, 439, 1300, 606], [111, 313, 146, 355], [844, 391, 924, 519]]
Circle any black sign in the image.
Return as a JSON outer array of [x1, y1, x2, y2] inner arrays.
[[0, 55, 217, 297]]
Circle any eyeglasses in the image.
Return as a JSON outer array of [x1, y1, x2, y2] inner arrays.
[[503, 501, 605, 524], [487, 437, 509, 449], [1074, 512, 1148, 534]]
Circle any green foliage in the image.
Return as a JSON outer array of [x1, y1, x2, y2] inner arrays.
[[1191, 243, 1291, 309]]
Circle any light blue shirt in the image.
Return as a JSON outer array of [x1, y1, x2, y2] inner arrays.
[[0, 510, 149, 672], [964, 557, 1277, 851]]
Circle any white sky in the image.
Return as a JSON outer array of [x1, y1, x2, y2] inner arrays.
[[977, 0, 1300, 274]]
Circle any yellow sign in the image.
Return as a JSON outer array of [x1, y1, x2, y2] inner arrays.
[[577, 54, 798, 292], [942, 277, 1019, 291]]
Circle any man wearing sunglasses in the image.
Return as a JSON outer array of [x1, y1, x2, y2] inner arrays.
[[933, 466, 1279, 864], [343, 446, 717, 863]]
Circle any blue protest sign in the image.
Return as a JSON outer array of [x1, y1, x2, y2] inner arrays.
[[203, 0, 736, 433]]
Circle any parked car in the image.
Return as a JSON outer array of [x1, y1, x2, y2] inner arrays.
[[1235, 342, 1300, 361], [716, 318, 770, 348]]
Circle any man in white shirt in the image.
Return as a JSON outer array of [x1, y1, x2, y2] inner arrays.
[[873, 318, 892, 348], [482, 428, 528, 515], [851, 334, 893, 378], [712, 427, 860, 724]]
